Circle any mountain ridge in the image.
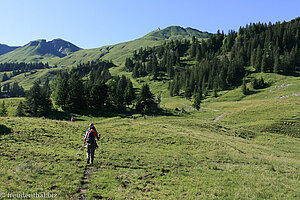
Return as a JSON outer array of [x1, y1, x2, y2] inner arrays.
[[0, 39, 82, 63], [0, 44, 20, 55], [0, 26, 211, 65]]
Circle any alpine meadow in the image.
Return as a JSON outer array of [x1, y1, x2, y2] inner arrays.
[[0, 15, 300, 200]]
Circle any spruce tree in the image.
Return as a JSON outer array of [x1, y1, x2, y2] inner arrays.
[[25, 81, 41, 116], [124, 81, 136, 107], [137, 84, 155, 114], [193, 91, 201, 111], [242, 79, 248, 95], [2, 73, 9, 82], [24, 81, 51, 116], [254, 45, 262, 72], [261, 53, 267, 73], [115, 80, 125, 110], [89, 80, 108, 111], [54, 76, 69, 110], [0, 100, 8, 117], [67, 73, 85, 112], [16, 101, 25, 116], [273, 55, 280, 74]]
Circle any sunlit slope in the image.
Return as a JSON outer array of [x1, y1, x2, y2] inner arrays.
[[0, 26, 211, 66]]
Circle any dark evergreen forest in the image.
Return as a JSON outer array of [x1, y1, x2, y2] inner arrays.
[[2, 18, 300, 116], [125, 18, 300, 98]]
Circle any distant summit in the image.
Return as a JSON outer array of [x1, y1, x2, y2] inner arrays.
[[0, 39, 81, 63], [0, 44, 20, 55], [25, 39, 81, 58], [145, 26, 211, 41], [0, 26, 211, 65]]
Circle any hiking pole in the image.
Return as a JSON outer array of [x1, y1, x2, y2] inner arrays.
[[74, 144, 85, 159], [100, 137, 104, 155]]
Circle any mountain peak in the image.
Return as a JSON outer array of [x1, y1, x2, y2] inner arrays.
[[24, 39, 82, 57], [145, 26, 211, 40], [0, 44, 20, 55]]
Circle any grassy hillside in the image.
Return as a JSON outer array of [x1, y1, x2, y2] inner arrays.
[[0, 67, 67, 91], [0, 73, 299, 199], [0, 26, 211, 67], [0, 39, 81, 64], [0, 44, 20, 55]]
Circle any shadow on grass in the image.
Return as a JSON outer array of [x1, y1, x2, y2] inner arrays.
[[0, 124, 12, 136], [46, 107, 177, 121]]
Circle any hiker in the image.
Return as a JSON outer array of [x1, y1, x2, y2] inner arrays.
[[83, 123, 100, 164], [71, 116, 75, 122]]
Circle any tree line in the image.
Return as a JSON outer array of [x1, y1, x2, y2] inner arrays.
[[15, 60, 157, 117], [0, 62, 51, 72], [125, 18, 300, 102], [0, 82, 25, 98]]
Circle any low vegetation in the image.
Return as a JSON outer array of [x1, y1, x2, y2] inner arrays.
[[0, 72, 299, 199]]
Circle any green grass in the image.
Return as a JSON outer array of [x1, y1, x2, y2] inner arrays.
[[0, 26, 209, 67], [84, 116, 299, 199], [0, 73, 299, 199], [1, 67, 69, 91], [0, 117, 86, 199]]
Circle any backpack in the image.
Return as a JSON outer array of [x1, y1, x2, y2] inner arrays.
[[86, 129, 96, 144]]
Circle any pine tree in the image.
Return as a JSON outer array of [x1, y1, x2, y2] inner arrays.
[[261, 53, 267, 73], [250, 49, 256, 67], [0, 100, 8, 117], [2, 73, 9, 82], [16, 101, 25, 116], [193, 90, 201, 111], [136, 84, 156, 114], [89, 80, 108, 110], [67, 73, 86, 112], [273, 54, 280, 73], [25, 81, 41, 116], [213, 76, 219, 97], [190, 36, 197, 58], [124, 81, 136, 107], [25, 81, 52, 116], [115, 80, 125, 110], [242, 79, 248, 95], [254, 45, 262, 72], [54, 76, 69, 110]]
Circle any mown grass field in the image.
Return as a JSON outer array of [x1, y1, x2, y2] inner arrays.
[[0, 73, 299, 199]]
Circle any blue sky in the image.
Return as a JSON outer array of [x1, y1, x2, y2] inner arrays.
[[0, 0, 299, 49]]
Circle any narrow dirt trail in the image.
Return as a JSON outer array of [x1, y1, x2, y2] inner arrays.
[[214, 113, 227, 122], [78, 166, 92, 199]]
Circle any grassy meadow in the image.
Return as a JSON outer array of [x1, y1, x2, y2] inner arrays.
[[0, 73, 299, 199]]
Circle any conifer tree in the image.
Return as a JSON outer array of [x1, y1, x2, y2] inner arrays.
[[193, 90, 201, 111], [25, 81, 52, 116], [67, 73, 85, 112], [0, 100, 8, 117], [137, 84, 155, 114], [54, 76, 69, 110], [261, 53, 267, 73], [273, 54, 280, 74], [213, 76, 219, 97], [124, 81, 136, 107], [16, 101, 25, 116], [242, 79, 248, 95], [89, 80, 108, 110], [2, 73, 9, 82], [254, 45, 262, 72]]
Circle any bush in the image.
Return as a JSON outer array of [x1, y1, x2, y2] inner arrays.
[[251, 77, 265, 89], [0, 124, 11, 136]]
